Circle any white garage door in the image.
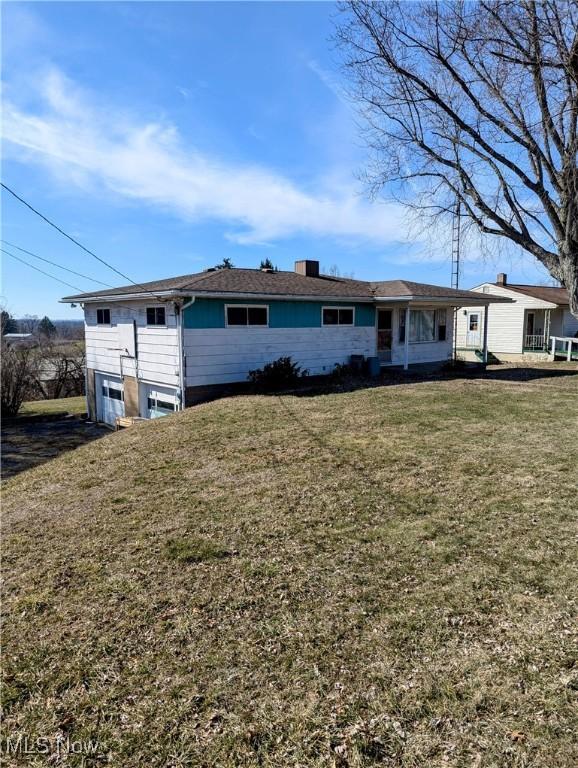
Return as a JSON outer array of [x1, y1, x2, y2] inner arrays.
[[141, 384, 179, 419], [96, 374, 125, 426]]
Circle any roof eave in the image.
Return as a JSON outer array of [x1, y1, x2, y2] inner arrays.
[[61, 290, 376, 303], [374, 295, 512, 305]]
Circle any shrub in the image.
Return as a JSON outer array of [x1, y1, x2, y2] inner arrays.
[[248, 356, 307, 392]]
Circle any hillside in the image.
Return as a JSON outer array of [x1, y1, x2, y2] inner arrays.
[[3, 371, 578, 767]]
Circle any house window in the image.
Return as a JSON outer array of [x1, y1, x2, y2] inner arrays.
[[437, 309, 447, 341], [409, 309, 436, 343], [96, 308, 111, 325], [146, 307, 166, 326], [226, 305, 268, 326], [147, 397, 175, 412], [102, 385, 123, 401], [469, 313, 479, 332], [322, 307, 354, 326]]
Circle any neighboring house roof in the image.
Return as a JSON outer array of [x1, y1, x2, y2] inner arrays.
[[493, 283, 569, 305], [62, 269, 508, 305]]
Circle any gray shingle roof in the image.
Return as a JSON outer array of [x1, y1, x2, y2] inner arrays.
[[61, 268, 508, 303]]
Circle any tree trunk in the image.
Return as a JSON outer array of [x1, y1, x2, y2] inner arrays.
[[558, 245, 578, 319]]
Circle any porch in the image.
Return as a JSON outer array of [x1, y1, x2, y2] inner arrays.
[[376, 302, 490, 370], [522, 307, 561, 353], [549, 336, 578, 361]]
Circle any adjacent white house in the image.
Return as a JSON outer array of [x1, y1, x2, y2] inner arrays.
[[455, 273, 578, 362], [62, 260, 509, 425]]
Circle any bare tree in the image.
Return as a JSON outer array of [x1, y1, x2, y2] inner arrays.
[[337, 0, 578, 315], [32, 343, 86, 400], [1, 342, 36, 416]]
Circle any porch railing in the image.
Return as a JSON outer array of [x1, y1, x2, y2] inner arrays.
[[524, 334, 546, 350]]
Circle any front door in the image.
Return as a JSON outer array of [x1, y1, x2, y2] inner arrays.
[[466, 311, 481, 348], [377, 309, 393, 363]]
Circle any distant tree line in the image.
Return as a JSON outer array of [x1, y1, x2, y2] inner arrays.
[[2, 311, 84, 340], [1, 307, 85, 416]]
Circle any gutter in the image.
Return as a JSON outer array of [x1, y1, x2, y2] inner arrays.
[[174, 296, 195, 410], [374, 295, 513, 305], [61, 290, 377, 304]]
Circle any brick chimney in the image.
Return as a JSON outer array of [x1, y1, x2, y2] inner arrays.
[[497, 272, 507, 286], [294, 260, 319, 278]]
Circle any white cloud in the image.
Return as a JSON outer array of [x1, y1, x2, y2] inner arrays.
[[2, 69, 413, 247]]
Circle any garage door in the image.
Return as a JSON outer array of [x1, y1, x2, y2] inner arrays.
[[141, 384, 178, 419], [96, 374, 125, 426]]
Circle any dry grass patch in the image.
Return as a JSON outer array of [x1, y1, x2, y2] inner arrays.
[[2, 368, 577, 766]]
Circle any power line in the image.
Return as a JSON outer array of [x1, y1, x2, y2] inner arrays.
[[1, 248, 85, 293], [0, 182, 162, 300], [1, 240, 114, 288], [2, 247, 146, 317]]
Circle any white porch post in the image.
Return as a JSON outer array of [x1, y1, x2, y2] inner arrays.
[[404, 305, 410, 371], [544, 308, 551, 352], [482, 304, 489, 364]]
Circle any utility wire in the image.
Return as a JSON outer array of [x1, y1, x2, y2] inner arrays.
[[0, 246, 156, 315], [2, 247, 146, 317], [1, 247, 85, 293], [1, 239, 114, 288], [1, 183, 162, 300]]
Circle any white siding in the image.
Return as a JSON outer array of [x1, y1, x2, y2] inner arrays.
[[183, 304, 455, 386], [183, 326, 375, 386], [85, 302, 180, 387], [563, 309, 578, 337], [454, 284, 555, 354]]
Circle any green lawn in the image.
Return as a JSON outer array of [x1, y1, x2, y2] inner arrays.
[[2, 369, 577, 766], [19, 395, 86, 418]]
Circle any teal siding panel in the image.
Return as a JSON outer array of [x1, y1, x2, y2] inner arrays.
[[270, 301, 321, 328], [355, 304, 376, 327], [184, 298, 375, 329]]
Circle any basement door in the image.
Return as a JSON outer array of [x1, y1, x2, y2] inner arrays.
[[141, 383, 179, 419], [96, 374, 125, 426]]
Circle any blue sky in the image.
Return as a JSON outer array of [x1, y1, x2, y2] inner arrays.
[[1, 1, 551, 319]]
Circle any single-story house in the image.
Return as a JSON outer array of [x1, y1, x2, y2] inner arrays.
[[455, 273, 578, 362], [62, 260, 509, 425]]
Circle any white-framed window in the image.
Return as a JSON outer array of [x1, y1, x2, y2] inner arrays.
[[409, 309, 436, 343], [146, 306, 166, 326], [96, 308, 111, 325], [147, 395, 175, 413], [399, 308, 449, 343], [469, 313, 480, 332], [225, 305, 268, 327], [101, 384, 123, 401], [322, 306, 355, 326]]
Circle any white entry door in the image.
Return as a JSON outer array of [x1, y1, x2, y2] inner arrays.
[[96, 374, 125, 426], [466, 311, 481, 347], [141, 384, 178, 419]]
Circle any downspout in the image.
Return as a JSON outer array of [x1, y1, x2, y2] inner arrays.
[[175, 297, 195, 411]]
